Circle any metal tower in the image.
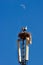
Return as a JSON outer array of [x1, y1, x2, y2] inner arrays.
[[17, 27, 32, 65]]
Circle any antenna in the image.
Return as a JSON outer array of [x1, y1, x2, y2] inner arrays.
[[17, 27, 32, 65]]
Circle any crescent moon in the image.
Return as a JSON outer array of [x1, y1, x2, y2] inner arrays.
[[20, 4, 26, 9]]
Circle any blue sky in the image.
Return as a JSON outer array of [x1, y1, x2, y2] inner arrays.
[[0, 0, 43, 65]]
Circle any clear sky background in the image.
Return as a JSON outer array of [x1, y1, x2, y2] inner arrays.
[[0, 0, 43, 65]]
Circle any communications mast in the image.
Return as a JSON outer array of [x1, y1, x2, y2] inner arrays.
[[17, 27, 32, 65]]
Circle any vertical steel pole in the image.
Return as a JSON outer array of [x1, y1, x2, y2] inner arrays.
[[21, 40, 26, 65]]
